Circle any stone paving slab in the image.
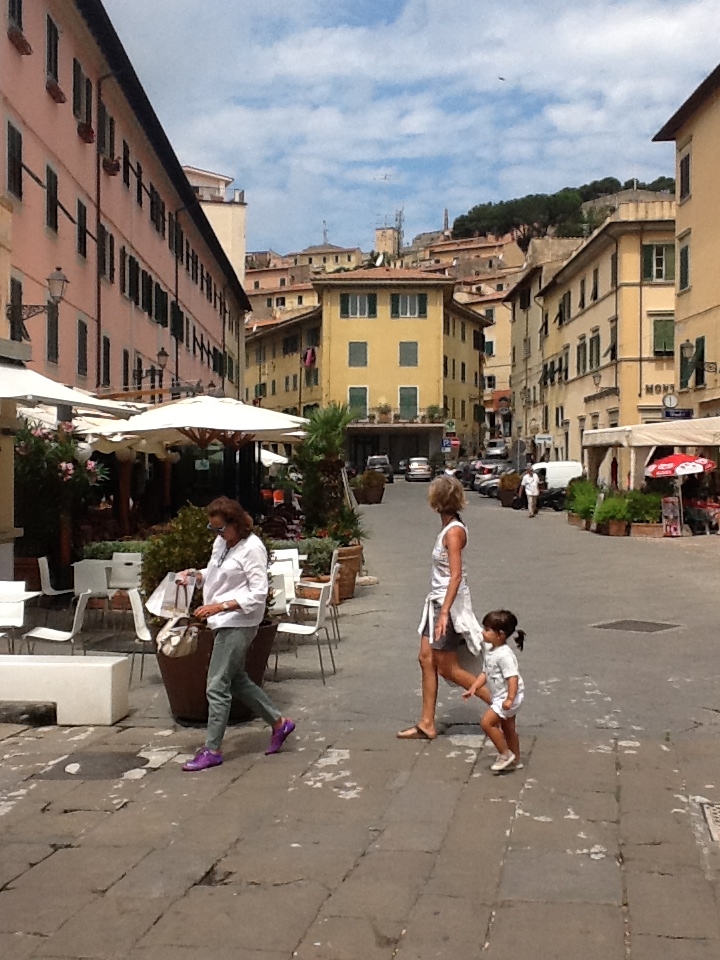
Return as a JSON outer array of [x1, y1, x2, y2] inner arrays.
[[0, 932, 45, 960], [480, 902, 626, 960], [294, 915, 404, 960]]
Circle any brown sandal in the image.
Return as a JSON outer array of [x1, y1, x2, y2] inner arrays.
[[396, 725, 436, 741]]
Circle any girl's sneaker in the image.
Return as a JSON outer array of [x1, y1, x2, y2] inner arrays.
[[490, 751, 516, 772], [182, 747, 223, 771]]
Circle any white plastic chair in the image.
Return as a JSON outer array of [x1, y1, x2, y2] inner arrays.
[[0, 597, 26, 654], [72, 560, 112, 622], [109, 555, 142, 590], [274, 582, 336, 684], [38, 556, 73, 621], [272, 548, 301, 579], [128, 588, 153, 684], [269, 558, 297, 602], [268, 573, 290, 618], [21, 591, 91, 654], [291, 560, 341, 645]]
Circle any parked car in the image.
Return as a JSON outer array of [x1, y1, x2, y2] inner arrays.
[[366, 454, 394, 483], [476, 463, 518, 497], [405, 457, 433, 482], [484, 438, 509, 459], [472, 460, 509, 491], [532, 460, 583, 490]]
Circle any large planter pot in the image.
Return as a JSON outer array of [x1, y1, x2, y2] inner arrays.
[[608, 519, 629, 537], [630, 523, 664, 538], [336, 543, 363, 600], [156, 621, 278, 725], [14, 556, 40, 591], [362, 485, 385, 505], [352, 487, 369, 505], [498, 489, 516, 508], [594, 522, 609, 536], [296, 576, 340, 606], [582, 518, 592, 530], [567, 512, 582, 527]]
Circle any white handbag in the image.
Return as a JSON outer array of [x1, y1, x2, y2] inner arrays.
[[156, 615, 199, 658]]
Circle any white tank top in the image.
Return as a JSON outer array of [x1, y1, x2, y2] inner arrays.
[[430, 518, 467, 597]]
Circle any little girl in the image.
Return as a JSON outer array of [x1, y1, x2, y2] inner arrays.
[[463, 609, 526, 772]]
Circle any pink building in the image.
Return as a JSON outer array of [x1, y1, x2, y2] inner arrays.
[[2, 0, 250, 400]]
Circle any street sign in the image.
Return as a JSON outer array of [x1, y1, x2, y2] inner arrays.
[[534, 434, 553, 443], [450, 438, 460, 448], [441, 438, 452, 452], [663, 409, 694, 420], [444, 419, 456, 434]]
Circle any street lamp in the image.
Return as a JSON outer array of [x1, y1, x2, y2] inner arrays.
[[135, 346, 170, 383], [6, 266, 69, 340], [680, 339, 695, 361], [592, 372, 602, 389], [680, 338, 718, 373]]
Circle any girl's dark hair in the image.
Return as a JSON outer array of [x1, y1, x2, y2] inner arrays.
[[206, 496, 254, 540], [482, 609, 526, 651]]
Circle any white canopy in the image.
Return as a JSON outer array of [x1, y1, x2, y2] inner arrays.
[[583, 417, 720, 449], [90, 395, 307, 448], [260, 448, 288, 467], [0, 362, 144, 416]]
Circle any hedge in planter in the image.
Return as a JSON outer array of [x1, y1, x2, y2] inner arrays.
[[593, 496, 629, 535]]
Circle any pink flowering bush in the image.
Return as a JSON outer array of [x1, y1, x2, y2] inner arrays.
[[14, 419, 109, 557]]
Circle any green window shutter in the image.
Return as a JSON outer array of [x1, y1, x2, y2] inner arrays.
[[399, 341, 418, 366], [390, 294, 400, 318], [418, 293, 427, 317], [340, 293, 349, 317], [664, 244, 675, 282], [348, 387, 367, 418], [367, 293, 377, 317], [679, 245, 689, 289], [695, 335, 706, 387], [399, 387, 418, 419], [348, 341, 367, 367], [641, 245, 653, 282]]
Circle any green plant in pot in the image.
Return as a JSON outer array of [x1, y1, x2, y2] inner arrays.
[[626, 490, 662, 524], [426, 404, 444, 423], [593, 495, 629, 534], [353, 469, 386, 504], [566, 480, 599, 521]]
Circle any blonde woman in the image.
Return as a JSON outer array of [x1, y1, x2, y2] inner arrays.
[[397, 476, 490, 740]]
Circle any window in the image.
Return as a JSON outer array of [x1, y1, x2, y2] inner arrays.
[[254, 345, 266, 365], [443, 317, 450, 335], [610, 252, 618, 289], [451, 398, 456, 418], [98, 225, 115, 282], [305, 326, 320, 347], [101, 335, 110, 386], [522, 336, 531, 358], [484, 340, 494, 357], [460, 322, 466, 342], [127, 256, 140, 305], [46, 15, 59, 81], [77, 200, 87, 257], [9, 0, 22, 29], [695, 335, 706, 388], [485, 308, 495, 323], [451, 359, 456, 379], [292, 373, 298, 390], [7, 122, 23, 198], [122, 141, 130, 187], [284, 375, 290, 392], [652, 315, 674, 356], [72, 60, 92, 125], [399, 341, 418, 366], [558, 290, 571, 325], [77, 318, 88, 376], [282, 335, 299, 355], [461, 399, 466, 420], [348, 341, 368, 367], [122, 349, 130, 390], [578, 277, 586, 310], [460, 361, 466, 383], [679, 152, 691, 200], [642, 244, 675, 282], [519, 288, 531, 310], [253, 280, 260, 289], [271, 379, 276, 396], [576, 339, 587, 375], [275, 297, 286, 308], [563, 348, 570, 381], [46, 301, 58, 363], [398, 387, 418, 420], [305, 367, 319, 387], [591, 267, 599, 301], [297, 295, 304, 306], [149, 185, 166, 234], [254, 382, 267, 399], [348, 387, 368, 418], [136, 161, 143, 207], [339, 293, 377, 317], [390, 293, 428, 318], [679, 239, 690, 291], [443, 355, 448, 377], [589, 332, 601, 369], [279, 278, 286, 287], [45, 166, 58, 231], [266, 298, 272, 308]]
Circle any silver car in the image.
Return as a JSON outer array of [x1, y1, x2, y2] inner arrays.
[[405, 457, 433, 481]]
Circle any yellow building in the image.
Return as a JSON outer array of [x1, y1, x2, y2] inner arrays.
[[288, 243, 364, 273], [521, 202, 676, 481], [654, 63, 720, 414], [245, 268, 489, 465]]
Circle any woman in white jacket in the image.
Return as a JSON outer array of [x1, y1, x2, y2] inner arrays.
[[397, 476, 490, 740]]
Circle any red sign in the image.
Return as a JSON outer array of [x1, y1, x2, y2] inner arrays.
[[450, 438, 460, 447]]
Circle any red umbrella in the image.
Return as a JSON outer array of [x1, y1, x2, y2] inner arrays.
[[645, 453, 716, 478]]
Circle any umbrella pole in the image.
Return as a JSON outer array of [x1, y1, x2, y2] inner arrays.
[[677, 476, 686, 535]]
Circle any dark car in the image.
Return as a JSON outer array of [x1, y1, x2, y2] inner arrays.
[[366, 454, 394, 483]]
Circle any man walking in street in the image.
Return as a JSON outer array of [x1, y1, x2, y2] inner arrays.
[[519, 466, 540, 517]]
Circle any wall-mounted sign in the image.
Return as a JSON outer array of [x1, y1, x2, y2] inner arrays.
[[645, 384, 674, 395], [444, 419, 456, 434]]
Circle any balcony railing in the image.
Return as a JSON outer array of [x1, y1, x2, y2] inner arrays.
[[350, 406, 445, 425]]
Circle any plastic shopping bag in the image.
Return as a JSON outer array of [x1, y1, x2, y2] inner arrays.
[[145, 573, 197, 618]]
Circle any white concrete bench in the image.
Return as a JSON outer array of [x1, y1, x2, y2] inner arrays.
[[0, 655, 130, 725]]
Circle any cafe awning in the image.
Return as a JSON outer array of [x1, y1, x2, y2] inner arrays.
[[0, 362, 144, 417]]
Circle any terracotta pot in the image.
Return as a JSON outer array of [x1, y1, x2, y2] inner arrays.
[[607, 519, 629, 537], [362, 485, 384, 504], [352, 487, 368, 505], [14, 557, 40, 591], [336, 543, 362, 600], [582, 519, 592, 530], [498, 489, 516, 508], [567, 513, 582, 527], [594, 522, 609, 536], [156, 622, 278, 725], [630, 523, 664, 538]]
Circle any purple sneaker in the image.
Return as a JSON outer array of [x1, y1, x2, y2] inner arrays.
[[182, 747, 223, 772], [265, 719, 296, 755]]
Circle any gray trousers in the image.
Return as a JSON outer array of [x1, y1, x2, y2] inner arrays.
[[205, 626, 281, 751]]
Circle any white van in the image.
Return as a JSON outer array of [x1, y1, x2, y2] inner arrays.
[[532, 460, 583, 490]]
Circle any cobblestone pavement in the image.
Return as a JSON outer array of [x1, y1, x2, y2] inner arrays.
[[1, 484, 720, 959]]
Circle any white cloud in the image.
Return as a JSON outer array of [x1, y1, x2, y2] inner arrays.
[[103, 0, 719, 251]]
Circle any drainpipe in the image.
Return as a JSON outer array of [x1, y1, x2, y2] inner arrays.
[[613, 235, 620, 395], [638, 228, 644, 399], [95, 73, 114, 388]]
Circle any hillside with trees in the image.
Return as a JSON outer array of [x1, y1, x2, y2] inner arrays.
[[453, 176, 675, 251]]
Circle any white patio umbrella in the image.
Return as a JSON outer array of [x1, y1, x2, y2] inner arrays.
[[0, 361, 144, 416], [260, 448, 288, 467], [90, 395, 307, 449]]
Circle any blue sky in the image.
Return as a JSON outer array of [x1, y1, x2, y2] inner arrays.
[[103, 0, 719, 254]]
